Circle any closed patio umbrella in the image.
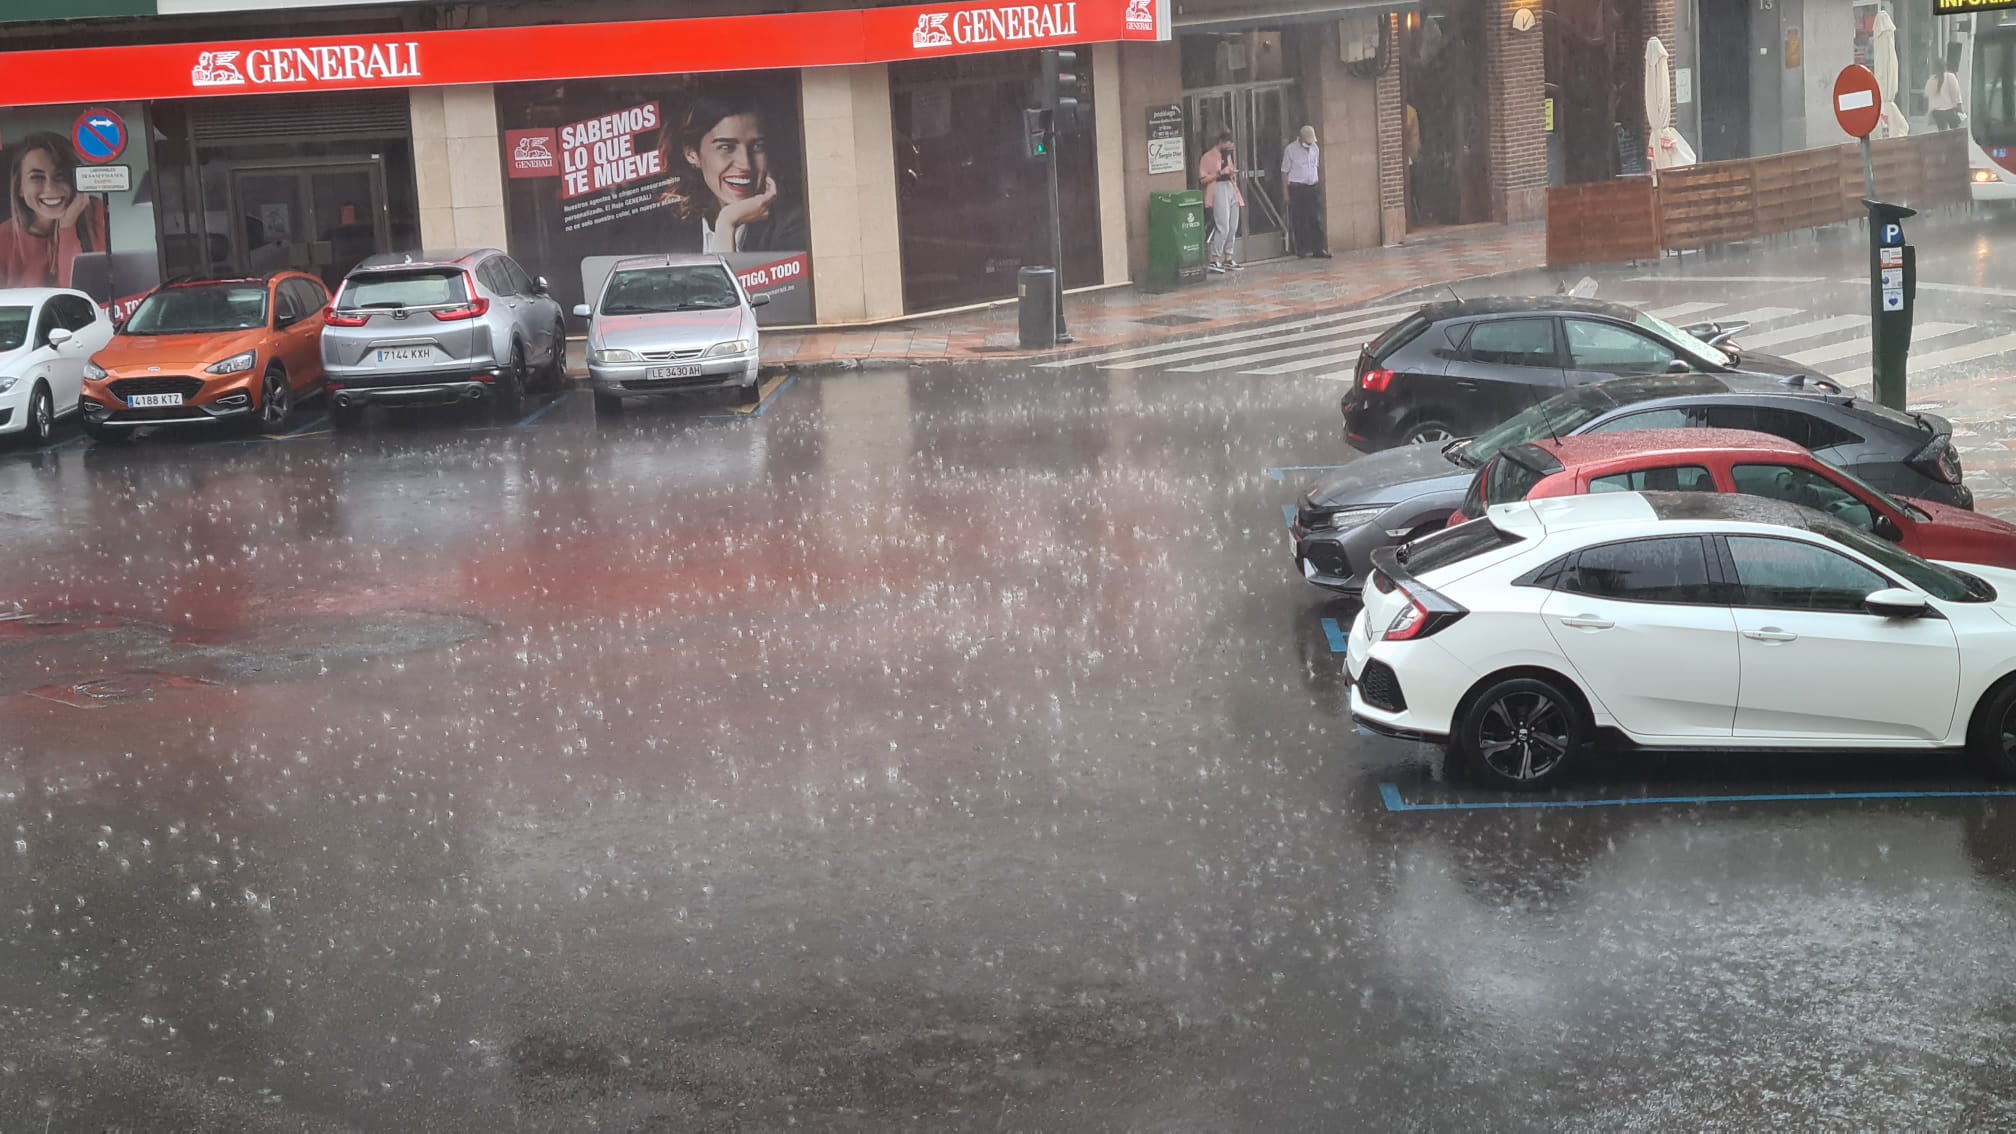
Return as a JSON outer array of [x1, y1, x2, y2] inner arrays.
[[1644, 37, 1696, 172], [1875, 10, 1911, 138]]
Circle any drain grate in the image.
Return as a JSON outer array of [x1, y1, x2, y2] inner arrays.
[[1135, 314, 1210, 327], [27, 672, 218, 710]]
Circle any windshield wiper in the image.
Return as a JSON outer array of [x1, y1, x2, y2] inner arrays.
[[1442, 437, 1479, 467]]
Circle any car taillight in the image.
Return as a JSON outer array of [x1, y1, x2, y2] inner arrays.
[[1362, 368, 1395, 392], [1381, 583, 1468, 641], [1911, 432, 1964, 486], [1938, 440, 1963, 485], [325, 309, 369, 327], [432, 296, 490, 322], [1385, 598, 1431, 641]]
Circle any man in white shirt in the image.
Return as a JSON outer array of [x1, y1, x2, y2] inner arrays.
[[1280, 125, 1330, 258]]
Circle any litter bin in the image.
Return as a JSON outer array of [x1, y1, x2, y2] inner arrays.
[[1146, 190, 1206, 291], [1018, 266, 1057, 349]]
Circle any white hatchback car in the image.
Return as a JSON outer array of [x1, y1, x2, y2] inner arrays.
[[0, 288, 114, 445], [1348, 491, 2016, 789]]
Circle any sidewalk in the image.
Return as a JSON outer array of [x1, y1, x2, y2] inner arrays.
[[763, 223, 1544, 370]]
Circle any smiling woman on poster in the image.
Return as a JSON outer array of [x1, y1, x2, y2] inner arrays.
[[659, 88, 807, 254], [0, 132, 105, 290]]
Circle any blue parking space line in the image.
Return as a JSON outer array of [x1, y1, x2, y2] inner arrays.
[[750, 373, 796, 418], [514, 393, 570, 429], [1267, 464, 1354, 482], [1379, 781, 2016, 813], [1320, 617, 1348, 653], [1280, 504, 1296, 528]]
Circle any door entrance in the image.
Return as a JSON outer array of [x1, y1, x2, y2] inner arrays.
[[228, 161, 389, 288], [1185, 83, 1294, 261]]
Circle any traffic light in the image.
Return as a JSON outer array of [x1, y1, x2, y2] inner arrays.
[[1040, 48, 1088, 131], [1023, 107, 1050, 159]]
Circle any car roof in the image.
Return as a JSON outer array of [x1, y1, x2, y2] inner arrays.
[[352, 250, 497, 272], [1490, 489, 1836, 538], [1520, 427, 1808, 469], [0, 287, 79, 303], [610, 253, 730, 271], [1414, 295, 1646, 322]]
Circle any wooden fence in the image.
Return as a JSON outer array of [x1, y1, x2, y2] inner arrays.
[[1544, 129, 1969, 268]]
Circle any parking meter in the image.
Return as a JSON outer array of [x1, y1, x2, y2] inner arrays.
[[1865, 198, 1916, 411]]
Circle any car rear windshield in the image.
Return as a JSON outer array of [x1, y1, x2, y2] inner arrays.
[[0, 306, 28, 352], [1365, 312, 1429, 363], [340, 270, 469, 310], [1460, 386, 1619, 465], [600, 266, 740, 315], [1396, 515, 1526, 577], [123, 284, 267, 335]]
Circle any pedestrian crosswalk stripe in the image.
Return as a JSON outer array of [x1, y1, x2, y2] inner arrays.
[[1783, 322, 1970, 367], [1735, 314, 1865, 349], [1105, 313, 1400, 372], [1646, 301, 1723, 319], [1165, 329, 1381, 373], [1036, 298, 1423, 369], [1703, 305, 1802, 327], [1243, 350, 1366, 377], [1831, 333, 2016, 390]]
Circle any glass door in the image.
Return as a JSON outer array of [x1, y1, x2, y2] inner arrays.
[[228, 161, 389, 286], [1184, 85, 1293, 261]]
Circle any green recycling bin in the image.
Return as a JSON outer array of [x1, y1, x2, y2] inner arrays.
[[1146, 189, 1206, 291]]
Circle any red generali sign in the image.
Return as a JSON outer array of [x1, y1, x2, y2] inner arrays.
[[0, 0, 1167, 108]]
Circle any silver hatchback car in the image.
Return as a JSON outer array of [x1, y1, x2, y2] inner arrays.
[[575, 254, 765, 414], [321, 249, 567, 427]]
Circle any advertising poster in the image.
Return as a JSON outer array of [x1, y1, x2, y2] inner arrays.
[[497, 73, 812, 325], [0, 101, 161, 318]]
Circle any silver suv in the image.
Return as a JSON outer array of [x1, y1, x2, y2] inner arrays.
[[321, 249, 567, 427]]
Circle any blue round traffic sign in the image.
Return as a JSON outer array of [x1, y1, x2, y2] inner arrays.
[[72, 109, 126, 165]]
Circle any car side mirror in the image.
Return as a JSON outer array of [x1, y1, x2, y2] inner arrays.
[[1665, 358, 1692, 374], [748, 294, 771, 308], [1865, 587, 1930, 618], [535, 276, 551, 294], [46, 327, 73, 349], [1872, 514, 1904, 542], [572, 303, 592, 318]]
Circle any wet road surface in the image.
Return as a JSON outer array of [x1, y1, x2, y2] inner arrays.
[[9, 281, 2016, 1127]]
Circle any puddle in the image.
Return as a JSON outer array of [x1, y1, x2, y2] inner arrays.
[[26, 672, 220, 710]]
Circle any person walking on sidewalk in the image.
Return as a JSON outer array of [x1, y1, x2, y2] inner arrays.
[[1198, 131, 1244, 274], [1926, 43, 1965, 131], [1281, 125, 1330, 259]]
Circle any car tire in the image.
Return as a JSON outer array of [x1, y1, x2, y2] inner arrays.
[[1453, 674, 1586, 791], [492, 344, 527, 420], [1400, 416, 1459, 446], [592, 390, 624, 416], [83, 420, 132, 444], [329, 401, 366, 430], [1967, 679, 2016, 779], [542, 322, 568, 390], [21, 382, 54, 446], [254, 366, 290, 434], [738, 374, 761, 405]]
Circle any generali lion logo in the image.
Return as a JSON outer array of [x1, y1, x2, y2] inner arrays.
[[912, 12, 953, 48], [191, 50, 246, 87], [513, 135, 553, 166], [1124, 0, 1153, 30]]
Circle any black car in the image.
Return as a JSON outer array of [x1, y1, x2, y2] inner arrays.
[[1292, 373, 1970, 595], [1340, 296, 1839, 450]]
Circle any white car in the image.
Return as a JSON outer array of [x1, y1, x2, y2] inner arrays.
[[1347, 491, 2016, 790], [0, 288, 114, 446]]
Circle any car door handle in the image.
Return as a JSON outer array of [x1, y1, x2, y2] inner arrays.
[[1454, 379, 1478, 390], [1743, 628, 1799, 643], [1559, 615, 1614, 630]]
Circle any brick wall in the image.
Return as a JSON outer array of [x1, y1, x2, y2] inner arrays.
[[1487, 0, 1548, 222], [1375, 14, 1406, 244]]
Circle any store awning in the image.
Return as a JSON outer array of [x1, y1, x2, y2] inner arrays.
[[1174, 0, 1421, 31]]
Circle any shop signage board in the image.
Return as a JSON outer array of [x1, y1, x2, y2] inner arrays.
[[1147, 104, 1184, 175], [72, 164, 131, 192], [1933, 0, 2016, 13], [0, 0, 1171, 108]]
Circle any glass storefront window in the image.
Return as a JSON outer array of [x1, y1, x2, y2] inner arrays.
[[890, 52, 1102, 314]]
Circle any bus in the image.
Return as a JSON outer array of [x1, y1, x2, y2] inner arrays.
[[1962, 8, 2016, 201]]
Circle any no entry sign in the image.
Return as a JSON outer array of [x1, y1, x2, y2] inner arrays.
[[1833, 65, 1883, 139], [72, 108, 126, 164]]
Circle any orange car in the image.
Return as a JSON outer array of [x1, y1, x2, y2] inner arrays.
[[80, 271, 330, 440]]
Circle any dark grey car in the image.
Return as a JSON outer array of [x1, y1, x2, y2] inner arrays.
[[1292, 373, 1970, 594]]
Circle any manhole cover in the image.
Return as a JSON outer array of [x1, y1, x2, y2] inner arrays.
[[1135, 314, 1210, 327], [26, 672, 218, 710]]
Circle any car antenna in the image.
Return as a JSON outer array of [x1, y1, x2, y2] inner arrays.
[[1443, 283, 1462, 303]]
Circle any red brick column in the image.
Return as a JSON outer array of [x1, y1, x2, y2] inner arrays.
[[1487, 0, 1548, 222], [1375, 14, 1406, 243]]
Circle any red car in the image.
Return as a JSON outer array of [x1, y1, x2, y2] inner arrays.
[[1451, 428, 2016, 567]]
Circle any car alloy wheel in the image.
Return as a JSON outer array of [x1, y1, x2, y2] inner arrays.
[[493, 346, 527, 419], [1406, 421, 1456, 445], [259, 369, 290, 431], [1461, 676, 1582, 789], [27, 384, 53, 445]]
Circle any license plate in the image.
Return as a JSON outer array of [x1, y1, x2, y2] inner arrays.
[[376, 346, 435, 363], [648, 364, 703, 379], [128, 393, 182, 407]]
